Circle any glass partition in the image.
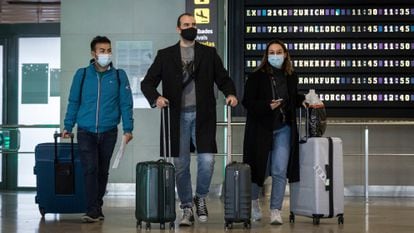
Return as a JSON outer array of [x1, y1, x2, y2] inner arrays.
[[17, 38, 60, 187], [0, 45, 3, 183]]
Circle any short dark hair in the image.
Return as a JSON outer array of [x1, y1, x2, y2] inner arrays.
[[90, 36, 111, 51], [177, 13, 194, 27]]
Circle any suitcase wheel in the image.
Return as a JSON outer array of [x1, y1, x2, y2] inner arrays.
[[312, 216, 320, 225], [39, 207, 46, 217], [169, 222, 175, 230], [243, 220, 251, 229], [146, 222, 151, 230], [338, 215, 344, 224], [289, 212, 295, 223], [224, 221, 233, 230]]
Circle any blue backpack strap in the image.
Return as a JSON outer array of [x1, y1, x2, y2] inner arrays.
[[116, 69, 120, 87], [79, 68, 86, 103]]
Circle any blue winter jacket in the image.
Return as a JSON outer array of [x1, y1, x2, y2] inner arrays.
[[64, 63, 134, 134]]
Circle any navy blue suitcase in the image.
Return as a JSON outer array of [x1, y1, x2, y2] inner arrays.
[[34, 133, 86, 216]]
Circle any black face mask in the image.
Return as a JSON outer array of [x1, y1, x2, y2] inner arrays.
[[180, 27, 197, 41]]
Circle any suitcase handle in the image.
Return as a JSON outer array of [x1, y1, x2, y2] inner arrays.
[[298, 107, 309, 143], [53, 132, 75, 165], [161, 106, 172, 162], [226, 104, 232, 164]]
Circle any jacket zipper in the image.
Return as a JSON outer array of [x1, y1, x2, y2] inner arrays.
[[95, 73, 101, 133]]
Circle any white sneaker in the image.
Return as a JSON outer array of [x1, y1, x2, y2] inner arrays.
[[251, 199, 262, 221], [179, 208, 194, 226], [270, 209, 283, 225]]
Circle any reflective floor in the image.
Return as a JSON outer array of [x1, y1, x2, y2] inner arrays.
[[1, 191, 414, 233]]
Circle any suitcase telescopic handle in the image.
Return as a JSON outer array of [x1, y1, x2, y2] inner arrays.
[[161, 106, 172, 162], [298, 107, 309, 143], [226, 104, 232, 164], [53, 132, 75, 164]]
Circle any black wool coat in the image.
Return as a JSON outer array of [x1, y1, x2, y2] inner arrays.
[[141, 41, 236, 157], [242, 69, 305, 185]]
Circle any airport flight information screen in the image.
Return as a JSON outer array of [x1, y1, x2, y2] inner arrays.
[[228, 0, 414, 117]]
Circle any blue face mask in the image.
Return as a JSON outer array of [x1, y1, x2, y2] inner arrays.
[[97, 54, 112, 67], [268, 54, 284, 69]]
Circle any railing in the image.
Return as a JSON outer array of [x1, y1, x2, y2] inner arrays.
[[0, 124, 60, 153], [217, 119, 414, 199], [3, 122, 414, 197]]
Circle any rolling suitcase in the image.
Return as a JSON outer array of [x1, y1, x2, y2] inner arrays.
[[34, 133, 86, 216], [289, 108, 344, 225], [224, 105, 251, 230], [136, 107, 176, 230]]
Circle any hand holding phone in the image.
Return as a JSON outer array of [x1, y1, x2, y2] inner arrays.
[[270, 98, 283, 110]]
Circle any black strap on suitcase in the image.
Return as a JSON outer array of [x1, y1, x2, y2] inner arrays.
[[327, 137, 334, 218], [53, 132, 75, 195]]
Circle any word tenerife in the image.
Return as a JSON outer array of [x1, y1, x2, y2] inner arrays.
[[245, 59, 414, 68], [293, 59, 413, 68], [245, 42, 414, 51]]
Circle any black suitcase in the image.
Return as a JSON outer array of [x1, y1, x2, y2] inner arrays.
[[34, 133, 86, 216], [135, 107, 176, 230], [224, 162, 252, 229], [223, 106, 251, 229]]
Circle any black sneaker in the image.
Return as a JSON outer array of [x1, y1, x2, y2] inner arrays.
[[193, 196, 208, 222], [98, 209, 105, 221], [81, 213, 100, 223]]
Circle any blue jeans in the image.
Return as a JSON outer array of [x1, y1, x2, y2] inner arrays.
[[77, 127, 118, 215], [251, 124, 291, 210], [173, 111, 215, 209]]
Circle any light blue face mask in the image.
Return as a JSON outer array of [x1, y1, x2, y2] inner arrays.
[[268, 54, 284, 69], [97, 54, 112, 67]]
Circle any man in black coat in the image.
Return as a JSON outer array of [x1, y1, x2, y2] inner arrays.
[[141, 13, 238, 226]]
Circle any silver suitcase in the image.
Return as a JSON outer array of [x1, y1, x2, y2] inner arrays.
[[289, 109, 344, 225], [289, 137, 344, 225]]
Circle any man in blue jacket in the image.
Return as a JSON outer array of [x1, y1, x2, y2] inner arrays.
[[63, 36, 134, 223]]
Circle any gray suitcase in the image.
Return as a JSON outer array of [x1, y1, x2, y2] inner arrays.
[[224, 162, 251, 229], [223, 105, 251, 230], [289, 108, 344, 225]]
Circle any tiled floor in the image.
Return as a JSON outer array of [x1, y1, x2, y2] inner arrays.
[[1, 191, 414, 233]]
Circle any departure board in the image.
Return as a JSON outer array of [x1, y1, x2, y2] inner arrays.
[[228, 0, 414, 117]]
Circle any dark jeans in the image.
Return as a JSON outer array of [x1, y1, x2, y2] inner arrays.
[[77, 127, 118, 215]]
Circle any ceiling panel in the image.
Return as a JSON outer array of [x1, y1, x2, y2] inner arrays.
[[0, 0, 60, 24]]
